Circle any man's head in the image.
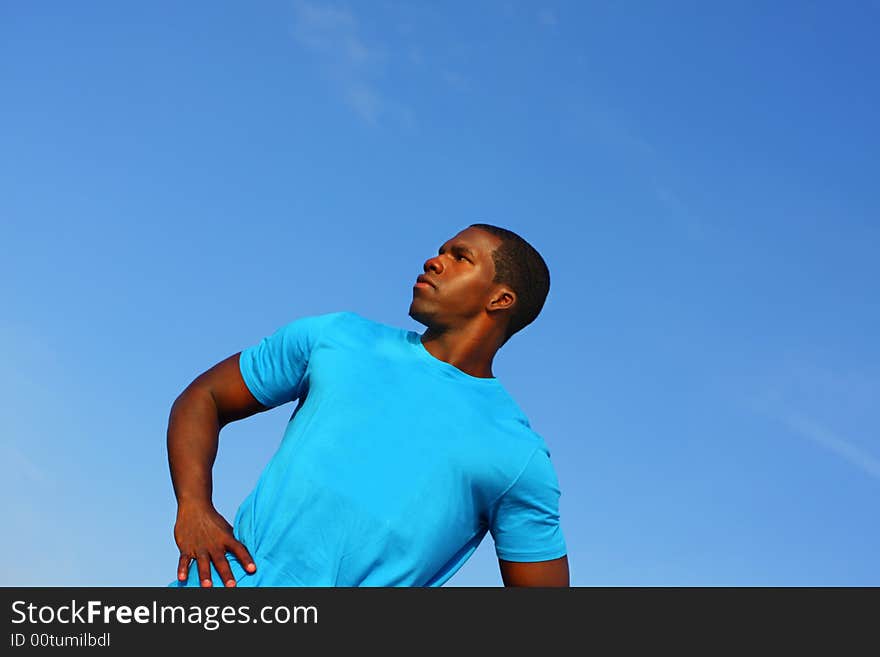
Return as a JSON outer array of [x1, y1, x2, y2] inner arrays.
[[408, 224, 550, 348]]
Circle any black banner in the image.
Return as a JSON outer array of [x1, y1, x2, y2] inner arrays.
[[2, 587, 876, 651]]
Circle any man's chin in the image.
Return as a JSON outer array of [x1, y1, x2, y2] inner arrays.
[[407, 305, 429, 326]]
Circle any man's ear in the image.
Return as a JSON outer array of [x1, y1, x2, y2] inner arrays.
[[487, 287, 516, 313]]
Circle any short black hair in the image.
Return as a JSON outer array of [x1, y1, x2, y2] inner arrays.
[[468, 223, 550, 345]]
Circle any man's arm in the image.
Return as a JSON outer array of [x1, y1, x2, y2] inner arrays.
[[166, 352, 270, 587], [498, 555, 569, 587]]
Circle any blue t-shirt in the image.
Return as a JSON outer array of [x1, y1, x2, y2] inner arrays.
[[171, 311, 566, 586]]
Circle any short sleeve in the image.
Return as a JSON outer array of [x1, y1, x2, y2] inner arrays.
[[489, 446, 567, 562], [238, 311, 349, 408]]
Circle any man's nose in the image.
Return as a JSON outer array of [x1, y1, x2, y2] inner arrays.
[[424, 256, 443, 274]]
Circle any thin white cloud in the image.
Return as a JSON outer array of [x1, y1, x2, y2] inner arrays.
[[291, 0, 414, 127], [538, 9, 558, 26], [779, 410, 880, 480], [441, 69, 468, 91], [292, 1, 370, 65], [741, 355, 880, 482], [653, 181, 683, 210], [344, 82, 382, 125], [0, 441, 50, 486], [567, 103, 702, 236], [408, 45, 424, 66]]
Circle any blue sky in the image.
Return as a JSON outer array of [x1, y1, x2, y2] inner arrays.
[[1, 0, 878, 586]]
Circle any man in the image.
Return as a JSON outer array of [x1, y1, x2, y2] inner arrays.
[[167, 223, 568, 587]]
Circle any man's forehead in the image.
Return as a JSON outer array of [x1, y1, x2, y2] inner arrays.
[[441, 227, 499, 253]]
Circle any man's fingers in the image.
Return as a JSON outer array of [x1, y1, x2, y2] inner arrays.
[[196, 553, 213, 587], [177, 555, 192, 581], [212, 552, 237, 588], [229, 540, 257, 574]]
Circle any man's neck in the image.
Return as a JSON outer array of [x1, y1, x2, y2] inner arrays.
[[419, 326, 500, 379]]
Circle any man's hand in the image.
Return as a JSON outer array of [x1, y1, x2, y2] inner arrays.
[[174, 503, 256, 587]]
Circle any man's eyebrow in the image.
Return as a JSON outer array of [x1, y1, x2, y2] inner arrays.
[[438, 243, 477, 258]]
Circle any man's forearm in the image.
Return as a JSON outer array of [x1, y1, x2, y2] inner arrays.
[[167, 387, 222, 509]]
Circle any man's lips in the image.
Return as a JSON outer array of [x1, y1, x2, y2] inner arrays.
[[414, 275, 436, 289]]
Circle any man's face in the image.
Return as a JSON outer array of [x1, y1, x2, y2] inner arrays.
[[408, 227, 508, 329]]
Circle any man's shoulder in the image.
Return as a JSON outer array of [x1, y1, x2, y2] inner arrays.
[[471, 388, 550, 456], [506, 416, 552, 456], [323, 310, 400, 332], [303, 310, 404, 345], [490, 390, 541, 437], [292, 310, 373, 330]]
